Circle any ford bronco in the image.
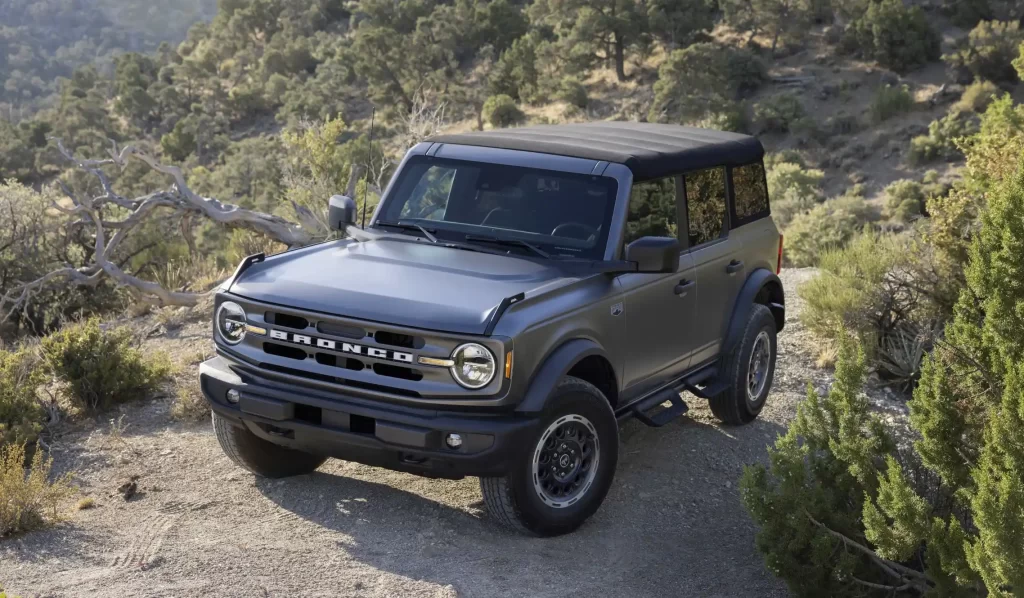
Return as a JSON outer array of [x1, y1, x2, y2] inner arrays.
[[200, 122, 785, 536]]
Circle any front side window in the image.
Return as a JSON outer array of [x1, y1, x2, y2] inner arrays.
[[380, 157, 618, 259], [624, 176, 678, 245], [685, 167, 727, 247], [731, 162, 769, 223]]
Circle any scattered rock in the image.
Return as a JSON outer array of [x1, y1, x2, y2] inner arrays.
[[117, 475, 140, 501]]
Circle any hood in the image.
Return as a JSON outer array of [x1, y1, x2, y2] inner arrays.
[[229, 238, 579, 335]]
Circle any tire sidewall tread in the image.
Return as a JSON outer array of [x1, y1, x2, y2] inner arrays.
[[709, 303, 777, 426], [480, 376, 618, 537], [213, 412, 326, 478]]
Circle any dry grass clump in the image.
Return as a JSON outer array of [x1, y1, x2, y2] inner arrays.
[[0, 443, 74, 536]]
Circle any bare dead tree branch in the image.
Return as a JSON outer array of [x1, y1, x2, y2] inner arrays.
[[804, 510, 935, 593], [1, 139, 325, 316]]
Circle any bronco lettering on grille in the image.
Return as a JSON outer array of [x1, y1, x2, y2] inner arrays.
[[269, 329, 414, 363]]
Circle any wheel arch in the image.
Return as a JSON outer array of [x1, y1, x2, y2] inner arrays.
[[723, 269, 785, 355], [515, 339, 618, 413]]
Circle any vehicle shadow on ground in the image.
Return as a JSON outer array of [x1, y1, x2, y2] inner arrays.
[[254, 405, 790, 597]]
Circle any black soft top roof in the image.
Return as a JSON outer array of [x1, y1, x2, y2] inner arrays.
[[429, 122, 764, 181]]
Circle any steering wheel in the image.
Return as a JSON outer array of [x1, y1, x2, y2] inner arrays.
[[551, 222, 598, 240]]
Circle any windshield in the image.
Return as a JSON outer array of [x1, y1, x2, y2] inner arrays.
[[378, 156, 618, 260]]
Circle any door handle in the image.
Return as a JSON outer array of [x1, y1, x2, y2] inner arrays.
[[726, 259, 744, 274], [674, 280, 695, 296]]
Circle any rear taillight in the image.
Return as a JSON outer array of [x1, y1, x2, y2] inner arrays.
[[777, 234, 784, 274]]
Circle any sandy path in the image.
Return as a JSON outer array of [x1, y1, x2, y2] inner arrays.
[[0, 269, 825, 598]]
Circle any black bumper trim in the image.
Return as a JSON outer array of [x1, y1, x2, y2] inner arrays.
[[201, 356, 537, 479]]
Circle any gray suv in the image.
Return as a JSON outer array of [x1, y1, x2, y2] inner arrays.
[[200, 122, 785, 536]]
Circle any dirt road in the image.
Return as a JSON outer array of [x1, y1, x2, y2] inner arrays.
[[0, 269, 826, 597]]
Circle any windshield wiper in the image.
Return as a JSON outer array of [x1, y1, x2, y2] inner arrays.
[[375, 220, 437, 243], [464, 235, 551, 259]]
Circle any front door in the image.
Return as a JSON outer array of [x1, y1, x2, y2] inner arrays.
[[683, 167, 746, 366], [618, 176, 699, 394]]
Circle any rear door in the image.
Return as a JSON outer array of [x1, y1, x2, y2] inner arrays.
[[618, 175, 698, 394], [683, 167, 746, 366]]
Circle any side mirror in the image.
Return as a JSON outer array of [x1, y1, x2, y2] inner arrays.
[[329, 195, 357, 231], [625, 236, 680, 273]]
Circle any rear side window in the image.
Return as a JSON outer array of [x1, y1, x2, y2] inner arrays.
[[731, 162, 770, 224], [624, 176, 678, 245], [684, 168, 727, 247]]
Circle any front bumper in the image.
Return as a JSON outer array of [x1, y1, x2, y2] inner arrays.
[[200, 356, 537, 479]]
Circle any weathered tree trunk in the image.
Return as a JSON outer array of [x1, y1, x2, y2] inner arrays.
[[614, 33, 627, 82]]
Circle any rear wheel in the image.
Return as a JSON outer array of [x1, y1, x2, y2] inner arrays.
[[212, 412, 326, 478], [709, 303, 777, 425], [480, 376, 618, 536]]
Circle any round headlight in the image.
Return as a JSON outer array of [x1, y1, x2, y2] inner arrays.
[[450, 343, 496, 389], [216, 301, 247, 345]]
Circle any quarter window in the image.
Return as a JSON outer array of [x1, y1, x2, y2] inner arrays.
[[731, 162, 769, 223], [624, 176, 678, 245], [684, 167, 727, 247]]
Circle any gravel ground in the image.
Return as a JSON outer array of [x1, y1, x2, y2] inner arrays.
[[1, 268, 835, 598]]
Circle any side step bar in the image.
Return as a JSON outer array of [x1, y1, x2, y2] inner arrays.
[[617, 363, 728, 427], [628, 388, 689, 427], [682, 368, 728, 399]]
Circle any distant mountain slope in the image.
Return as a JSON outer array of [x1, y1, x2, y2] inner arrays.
[[0, 0, 216, 112]]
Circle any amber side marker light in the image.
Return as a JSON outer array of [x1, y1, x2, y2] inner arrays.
[[505, 351, 513, 379], [777, 234, 784, 274]]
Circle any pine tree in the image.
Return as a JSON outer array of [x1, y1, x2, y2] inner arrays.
[[744, 153, 1024, 595]]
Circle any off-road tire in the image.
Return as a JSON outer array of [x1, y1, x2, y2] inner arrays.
[[212, 412, 326, 478], [480, 376, 618, 537], [709, 303, 777, 425]]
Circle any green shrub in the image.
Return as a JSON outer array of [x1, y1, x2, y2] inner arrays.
[[799, 232, 935, 349], [40, 319, 172, 412], [691, 101, 748, 133], [845, 0, 940, 73], [482, 94, 524, 128], [0, 349, 45, 448], [953, 79, 1000, 113], [883, 179, 927, 222], [554, 76, 588, 109], [488, 36, 539, 102], [909, 110, 979, 163], [1015, 39, 1024, 80], [784, 193, 871, 267], [766, 159, 824, 229], [649, 43, 764, 124], [0, 441, 74, 536], [753, 94, 805, 133], [869, 84, 914, 122], [745, 153, 1024, 598], [943, 20, 1024, 83]]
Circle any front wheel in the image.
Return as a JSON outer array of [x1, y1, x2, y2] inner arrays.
[[212, 412, 326, 478], [480, 376, 618, 537]]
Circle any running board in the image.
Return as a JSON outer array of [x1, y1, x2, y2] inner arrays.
[[629, 388, 689, 427], [682, 368, 728, 399]]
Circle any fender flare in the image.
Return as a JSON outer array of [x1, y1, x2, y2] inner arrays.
[[515, 338, 611, 414], [722, 268, 784, 355]]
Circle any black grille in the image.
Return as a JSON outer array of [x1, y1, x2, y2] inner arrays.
[[316, 321, 366, 339], [258, 363, 422, 397], [373, 330, 422, 349], [263, 342, 307, 360], [372, 363, 423, 381], [315, 352, 364, 371], [266, 312, 309, 330], [261, 363, 338, 384]]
